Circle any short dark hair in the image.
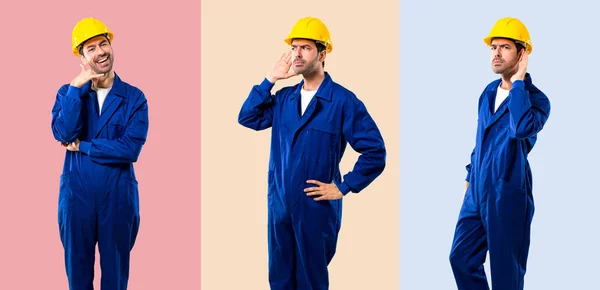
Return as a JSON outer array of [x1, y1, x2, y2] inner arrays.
[[292, 38, 327, 68], [78, 34, 110, 56]]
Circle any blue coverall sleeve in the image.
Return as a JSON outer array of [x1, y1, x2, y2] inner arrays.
[[465, 150, 475, 182], [78, 92, 149, 165], [465, 94, 484, 182], [507, 80, 551, 139], [51, 85, 84, 143], [238, 78, 277, 131], [337, 96, 387, 195]]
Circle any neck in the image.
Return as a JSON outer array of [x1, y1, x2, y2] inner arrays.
[[95, 71, 115, 89], [500, 70, 519, 90], [302, 70, 325, 91]]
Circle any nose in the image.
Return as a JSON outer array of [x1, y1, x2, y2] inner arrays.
[[494, 48, 501, 58], [97, 46, 108, 57]]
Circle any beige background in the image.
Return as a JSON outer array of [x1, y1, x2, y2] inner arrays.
[[201, 1, 399, 289]]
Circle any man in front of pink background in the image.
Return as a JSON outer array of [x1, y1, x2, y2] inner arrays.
[[51, 17, 149, 290], [238, 17, 386, 290]]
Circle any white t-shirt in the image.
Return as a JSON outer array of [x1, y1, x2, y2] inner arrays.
[[494, 85, 510, 113], [96, 87, 112, 114], [300, 88, 317, 115]]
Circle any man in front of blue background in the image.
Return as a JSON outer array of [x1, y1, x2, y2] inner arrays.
[[52, 17, 149, 290], [238, 17, 386, 290], [449, 18, 551, 290]]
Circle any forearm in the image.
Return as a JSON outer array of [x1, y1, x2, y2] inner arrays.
[[80, 99, 149, 165], [79, 136, 146, 164], [507, 81, 549, 139], [51, 85, 85, 142], [338, 146, 386, 195], [238, 78, 276, 131]]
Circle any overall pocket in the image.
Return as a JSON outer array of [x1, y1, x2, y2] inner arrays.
[[107, 123, 126, 139]]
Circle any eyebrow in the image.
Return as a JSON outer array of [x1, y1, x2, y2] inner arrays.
[[291, 44, 312, 48], [86, 39, 109, 50]]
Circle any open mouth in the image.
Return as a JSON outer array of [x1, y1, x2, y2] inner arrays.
[[96, 55, 109, 64]]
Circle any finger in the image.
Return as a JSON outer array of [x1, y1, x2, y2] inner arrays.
[[307, 180, 324, 186], [306, 191, 322, 197], [304, 187, 320, 192], [278, 52, 288, 62], [314, 194, 328, 201]]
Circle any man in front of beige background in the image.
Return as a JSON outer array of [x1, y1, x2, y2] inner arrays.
[[238, 17, 386, 290]]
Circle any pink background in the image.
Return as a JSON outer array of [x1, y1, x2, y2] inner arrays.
[[0, 1, 200, 289]]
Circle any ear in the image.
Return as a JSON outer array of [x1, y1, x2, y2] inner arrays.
[[80, 54, 89, 65], [319, 51, 327, 62]]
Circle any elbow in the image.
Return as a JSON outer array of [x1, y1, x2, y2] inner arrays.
[[237, 113, 264, 131], [128, 142, 145, 163], [238, 111, 257, 130], [237, 114, 249, 128], [374, 146, 387, 175], [51, 115, 82, 143], [512, 124, 542, 139], [52, 126, 81, 143]]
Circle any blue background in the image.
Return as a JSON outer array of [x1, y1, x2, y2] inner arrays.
[[400, 1, 600, 289]]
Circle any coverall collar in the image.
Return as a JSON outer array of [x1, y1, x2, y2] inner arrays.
[[80, 72, 127, 98], [290, 72, 334, 102], [483, 73, 533, 128]]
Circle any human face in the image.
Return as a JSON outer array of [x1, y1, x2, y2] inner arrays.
[[81, 35, 114, 74], [290, 39, 323, 75], [490, 38, 521, 75]]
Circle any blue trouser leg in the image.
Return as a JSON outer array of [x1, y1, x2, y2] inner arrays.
[[268, 208, 296, 289], [58, 172, 97, 290], [98, 176, 141, 290], [487, 180, 534, 290], [293, 199, 340, 290], [268, 198, 341, 290], [450, 182, 534, 290], [449, 187, 490, 290]]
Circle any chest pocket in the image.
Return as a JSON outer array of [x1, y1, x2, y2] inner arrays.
[[305, 125, 339, 160], [107, 123, 126, 140]]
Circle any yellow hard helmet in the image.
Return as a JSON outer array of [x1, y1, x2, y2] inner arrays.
[[71, 17, 114, 56], [484, 17, 532, 54], [284, 17, 333, 53]]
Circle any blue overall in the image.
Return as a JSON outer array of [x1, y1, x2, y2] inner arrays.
[[238, 73, 386, 290], [449, 73, 550, 290], [51, 73, 149, 290]]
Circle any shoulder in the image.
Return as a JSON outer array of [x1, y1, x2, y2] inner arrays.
[[331, 81, 362, 105], [273, 82, 302, 101], [483, 78, 502, 92], [117, 77, 148, 104], [58, 83, 70, 92]]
